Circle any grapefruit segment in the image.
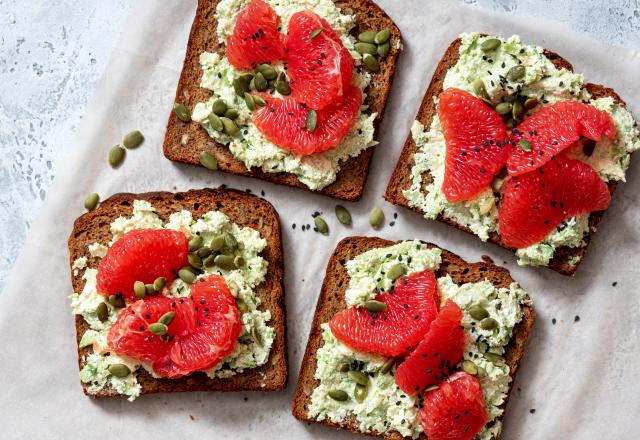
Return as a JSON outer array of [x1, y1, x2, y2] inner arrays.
[[225, 0, 285, 69], [419, 371, 489, 440], [329, 271, 439, 357], [438, 88, 510, 202], [251, 85, 361, 155], [285, 10, 354, 110], [507, 100, 616, 175], [395, 300, 465, 395], [499, 155, 611, 249], [96, 229, 188, 301]]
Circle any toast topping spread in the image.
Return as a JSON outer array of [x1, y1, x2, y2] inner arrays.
[[403, 33, 639, 267], [191, 0, 381, 190], [70, 200, 275, 400], [308, 241, 529, 439]]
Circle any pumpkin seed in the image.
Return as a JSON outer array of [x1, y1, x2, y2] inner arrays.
[[377, 41, 390, 57], [495, 102, 513, 115], [211, 99, 228, 116], [181, 265, 196, 274], [224, 108, 239, 120], [173, 103, 191, 122], [354, 383, 368, 402], [484, 352, 504, 364], [153, 277, 166, 291], [233, 74, 253, 95], [145, 284, 156, 296], [253, 72, 267, 91], [425, 384, 439, 392], [306, 109, 317, 132], [208, 113, 223, 132], [472, 79, 490, 100], [334, 205, 352, 225], [244, 92, 255, 111], [253, 95, 267, 108], [134, 281, 146, 299], [221, 117, 239, 136], [461, 360, 478, 375], [215, 254, 235, 270], [386, 263, 406, 280], [197, 246, 212, 258], [524, 97, 539, 109], [469, 305, 489, 321], [108, 145, 125, 168], [379, 357, 395, 375], [328, 389, 349, 402], [95, 302, 108, 322], [189, 236, 203, 252], [309, 27, 324, 40], [211, 234, 226, 251], [256, 63, 277, 80], [251, 326, 263, 346], [178, 268, 196, 284], [84, 193, 100, 211], [338, 363, 350, 373], [224, 233, 238, 249], [148, 322, 168, 336], [480, 317, 499, 331], [236, 298, 249, 314], [108, 294, 125, 308], [314, 216, 329, 235], [158, 311, 176, 326], [358, 31, 377, 43], [512, 99, 524, 119], [506, 65, 526, 82], [355, 42, 377, 55], [362, 54, 380, 73], [275, 80, 291, 96], [188, 253, 203, 269], [203, 254, 216, 268], [374, 28, 390, 44], [108, 363, 131, 378], [519, 139, 533, 152], [480, 38, 501, 52], [364, 300, 388, 313], [122, 130, 144, 149], [369, 207, 384, 228], [234, 255, 245, 268], [199, 151, 219, 173]]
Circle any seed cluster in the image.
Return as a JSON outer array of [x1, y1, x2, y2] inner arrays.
[[355, 28, 391, 73]]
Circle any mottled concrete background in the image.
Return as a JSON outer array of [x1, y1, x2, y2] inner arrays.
[[0, 0, 638, 293]]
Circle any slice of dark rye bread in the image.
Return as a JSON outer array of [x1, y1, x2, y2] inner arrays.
[[293, 236, 535, 439], [163, 0, 402, 201], [384, 37, 634, 276], [67, 188, 287, 397]]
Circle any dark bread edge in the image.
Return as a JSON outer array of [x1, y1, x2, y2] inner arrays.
[[162, 0, 403, 201], [68, 188, 287, 398], [292, 236, 535, 439]]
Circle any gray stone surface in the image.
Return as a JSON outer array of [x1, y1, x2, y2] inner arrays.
[[0, 0, 638, 293]]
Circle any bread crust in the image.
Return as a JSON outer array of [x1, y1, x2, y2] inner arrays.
[[68, 188, 287, 397], [292, 236, 535, 439], [163, 0, 403, 201], [384, 37, 630, 276]]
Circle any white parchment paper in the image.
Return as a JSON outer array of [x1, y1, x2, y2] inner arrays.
[[2, 0, 640, 438]]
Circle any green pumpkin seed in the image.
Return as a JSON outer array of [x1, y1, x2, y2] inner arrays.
[[256, 63, 277, 80], [461, 360, 478, 375], [369, 207, 384, 228], [362, 54, 380, 73], [251, 326, 263, 346], [95, 302, 108, 322], [364, 300, 388, 313], [108, 363, 131, 378], [233, 74, 253, 95], [275, 81, 291, 96], [189, 236, 203, 252], [158, 311, 176, 326], [236, 298, 249, 314], [338, 363, 350, 373], [122, 130, 144, 149], [145, 284, 156, 296], [484, 352, 504, 364], [225, 108, 240, 120], [425, 384, 439, 392], [148, 322, 168, 336], [355, 42, 377, 55], [108, 145, 125, 168], [203, 254, 216, 268], [224, 233, 238, 250], [519, 139, 532, 152], [134, 281, 146, 299], [306, 109, 317, 132], [221, 117, 239, 136], [253, 72, 268, 92], [379, 357, 395, 375], [197, 246, 212, 258], [386, 263, 406, 280], [469, 305, 489, 321], [215, 254, 235, 270], [314, 216, 329, 235], [334, 205, 352, 225], [524, 97, 539, 109], [328, 389, 349, 402], [208, 113, 224, 132], [153, 277, 166, 291], [472, 79, 490, 100], [244, 92, 255, 111], [354, 383, 368, 402], [377, 41, 390, 57], [495, 102, 513, 115], [277, 72, 286, 82], [199, 151, 218, 173], [173, 103, 191, 122], [480, 317, 499, 331], [178, 268, 196, 284], [512, 100, 524, 119], [188, 253, 203, 269], [480, 38, 501, 52], [234, 255, 245, 268], [211, 99, 228, 116], [309, 27, 324, 40], [374, 28, 390, 44], [84, 193, 100, 211], [211, 234, 226, 251], [358, 31, 377, 43], [506, 65, 526, 82], [253, 95, 267, 108], [108, 294, 125, 308]]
